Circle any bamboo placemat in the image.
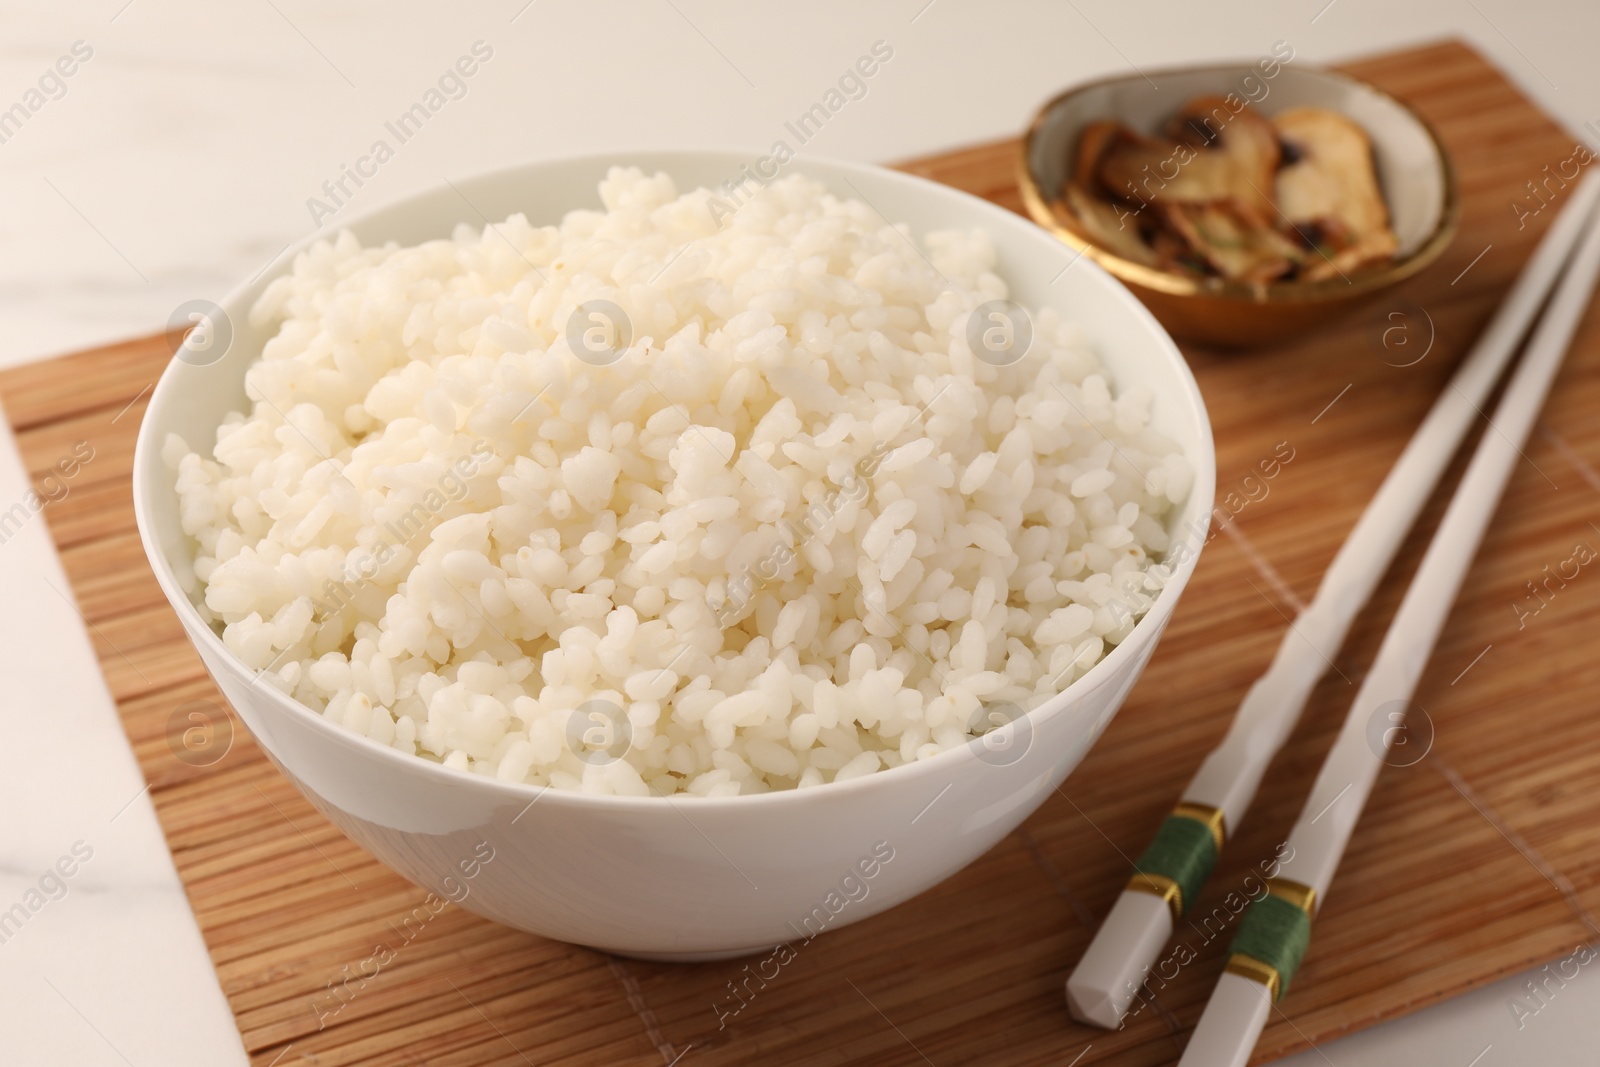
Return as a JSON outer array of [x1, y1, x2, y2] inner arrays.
[[9, 38, 1600, 1066]]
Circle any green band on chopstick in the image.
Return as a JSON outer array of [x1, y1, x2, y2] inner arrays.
[[1125, 807, 1223, 920], [1226, 880, 1316, 1001]]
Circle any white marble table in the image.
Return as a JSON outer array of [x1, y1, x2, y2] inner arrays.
[[2, 2, 1596, 1063], [0, 417, 248, 1066]]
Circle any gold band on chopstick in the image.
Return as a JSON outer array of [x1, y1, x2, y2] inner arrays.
[[1266, 876, 1317, 917], [1172, 801, 1227, 852], [1224, 953, 1283, 1001], [1126, 872, 1184, 920]]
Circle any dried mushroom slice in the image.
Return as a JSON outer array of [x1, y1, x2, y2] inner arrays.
[[1073, 119, 1137, 191], [1160, 202, 1303, 284], [1298, 229, 1401, 282], [1097, 138, 1239, 206], [1058, 183, 1160, 266], [1273, 105, 1398, 270], [1163, 96, 1282, 222], [1149, 226, 1209, 277]]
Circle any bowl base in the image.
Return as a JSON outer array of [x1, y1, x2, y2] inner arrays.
[[601, 943, 775, 963]]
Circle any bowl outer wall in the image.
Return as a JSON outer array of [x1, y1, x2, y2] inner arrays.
[[132, 150, 1217, 956]]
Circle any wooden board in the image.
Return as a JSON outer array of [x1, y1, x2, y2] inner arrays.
[[9, 39, 1600, 1066]]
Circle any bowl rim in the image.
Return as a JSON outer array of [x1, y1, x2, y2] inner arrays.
[[1016, 61, 1462, 303], [132, 147, 1217, 812]]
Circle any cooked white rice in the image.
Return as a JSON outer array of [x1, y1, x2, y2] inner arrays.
[[166, 168, 1191, 797]]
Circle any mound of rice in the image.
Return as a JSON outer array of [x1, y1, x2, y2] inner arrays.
[[166, 168, 1191, 797]]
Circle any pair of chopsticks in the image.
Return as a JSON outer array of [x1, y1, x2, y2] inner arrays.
[[1066, 169, 1600, 1065]]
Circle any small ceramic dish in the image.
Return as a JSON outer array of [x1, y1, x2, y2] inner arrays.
[[1019, 62, 1459, 348]]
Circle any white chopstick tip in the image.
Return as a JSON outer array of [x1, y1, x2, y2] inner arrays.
[[1065, 984, 1124, 1032], [1178, 971, 1273, 1067], [1066, 890, 1173, 1029]]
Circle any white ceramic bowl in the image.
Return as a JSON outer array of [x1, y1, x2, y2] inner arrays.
[[133, 151, 1216, 960]]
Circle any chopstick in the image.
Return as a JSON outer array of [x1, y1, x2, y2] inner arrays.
[[1177, 183, 1600, 1067], [1065, 170, 1600, 1029]]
